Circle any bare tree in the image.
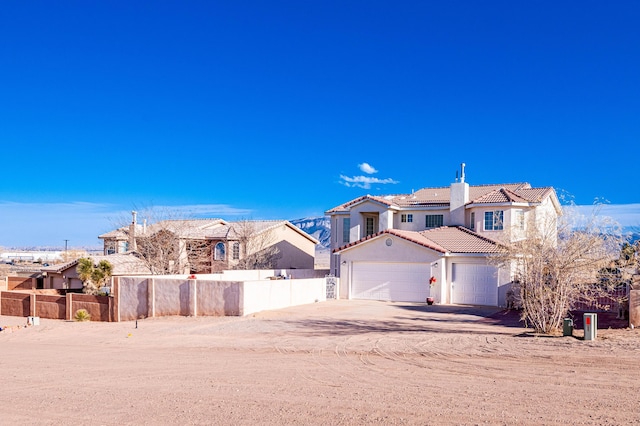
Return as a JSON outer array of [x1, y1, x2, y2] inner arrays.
[[491, 202, 628, 334], [230, 220, 281, 270], [111, 206, 213, 275]]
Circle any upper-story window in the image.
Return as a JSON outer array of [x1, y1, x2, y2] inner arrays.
[[425, 214, 443, 228], [106, 241, 117, 255], [484, 211, 504, 231], [118, 241, 129, 253], [365, 216, 376, 237], [232, 242, 240, 260], [516, 210, 525, 230], [214, 242, 226, 261], [401, 214, 413, 223], [342, 218, 351, 243], [470, 212, 475, 230]]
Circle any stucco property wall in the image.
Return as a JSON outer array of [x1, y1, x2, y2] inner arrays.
[[36, 294, 66, 319], [197, 280, 242, 316], [197, 269, 328, 281], [242, 278, 326, 316], [0, 291, 111, 321], [118, 277, 149, 321], [116, 274, 328, 320], [0, 291, 30, 316]]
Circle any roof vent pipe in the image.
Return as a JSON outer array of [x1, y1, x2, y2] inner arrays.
[[460, 163, 466, 183]]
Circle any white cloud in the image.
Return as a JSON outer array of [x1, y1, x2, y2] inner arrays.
[[358, 162, 378, 174], [339, 175, 399, 189]]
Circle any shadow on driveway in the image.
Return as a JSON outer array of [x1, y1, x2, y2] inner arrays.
[[395, 303, 526, 328]]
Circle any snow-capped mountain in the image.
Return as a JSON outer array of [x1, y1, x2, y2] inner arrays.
[[290, 216, 331, 249]]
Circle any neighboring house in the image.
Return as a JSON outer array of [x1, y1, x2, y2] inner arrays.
[[99, 214, 319, 274], [41, 252, 152, 291], [325, 164, 562, 307]]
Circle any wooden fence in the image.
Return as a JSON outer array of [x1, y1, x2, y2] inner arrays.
[[572, 287, 629, 312]]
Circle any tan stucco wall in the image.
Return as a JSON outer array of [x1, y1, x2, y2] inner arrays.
[[197, 280, 242, 316], [118, 277, 149, 321], [116, 275, 327, 320]]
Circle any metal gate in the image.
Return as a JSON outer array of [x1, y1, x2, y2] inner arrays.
[[325, 275, 337, 299]]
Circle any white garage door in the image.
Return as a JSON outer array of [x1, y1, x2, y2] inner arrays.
[[451, 263, 498, 306], [351, 262, 430, 302]]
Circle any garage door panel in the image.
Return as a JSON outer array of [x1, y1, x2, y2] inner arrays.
[[451, 264, 498, 306], [352, 262, 429, 303]]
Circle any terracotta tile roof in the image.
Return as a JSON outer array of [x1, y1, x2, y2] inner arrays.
[[471, 187, 530, 204], [335, 226, 502, 254], [335, 228, 447, 253], [418, 226, 502, 253], [325, 195, 396, 213], [326, 182, 546, 212]]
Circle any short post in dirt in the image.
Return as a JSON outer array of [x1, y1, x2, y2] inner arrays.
[[583, 313, 597, 341]]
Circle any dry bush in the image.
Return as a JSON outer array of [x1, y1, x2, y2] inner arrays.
[[492, 203, 628, 334]]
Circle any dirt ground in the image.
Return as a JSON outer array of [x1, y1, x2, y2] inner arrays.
[[1, 300, 639, 425]]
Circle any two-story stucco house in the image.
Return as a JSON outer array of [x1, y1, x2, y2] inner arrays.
[[325, 164, 562, 307], [99, 214, 319, 274]]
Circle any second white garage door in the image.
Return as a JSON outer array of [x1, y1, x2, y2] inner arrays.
[[451, 263, 498, 306], [351, 262, 430, 302]]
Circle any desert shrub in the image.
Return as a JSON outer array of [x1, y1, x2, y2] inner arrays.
[[74, 309, 91, 322]]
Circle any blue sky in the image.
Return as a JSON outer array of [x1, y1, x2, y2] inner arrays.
[[1, 1, 639, 247]]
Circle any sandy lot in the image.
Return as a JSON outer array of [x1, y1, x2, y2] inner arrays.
[[1, 300, 639, 425]]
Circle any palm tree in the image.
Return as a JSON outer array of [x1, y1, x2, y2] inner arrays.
[[76, 258, 113, 295]]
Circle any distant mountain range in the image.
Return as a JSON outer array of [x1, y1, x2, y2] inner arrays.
[[290, 217, 331, 249], [291, 217, 640, 249]]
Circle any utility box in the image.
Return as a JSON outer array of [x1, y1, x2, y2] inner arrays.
[[563, 318, 573, 336], [583, 313, 597, 341]]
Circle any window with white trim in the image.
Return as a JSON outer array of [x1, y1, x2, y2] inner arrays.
[[425, 214, 443, 228], [401, 214, 413, 223], [484, 210, 504, 231], [232, 242, 240, 260], [342, 218, 350, 243], [470, 212, 475, 230]]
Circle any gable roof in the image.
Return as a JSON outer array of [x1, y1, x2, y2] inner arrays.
[[326, 182, 557, 213], [207, 220, 320, 244], [334, 226, 502, 255], [98, 219, 227, 241], [100, 219, 319, 244]]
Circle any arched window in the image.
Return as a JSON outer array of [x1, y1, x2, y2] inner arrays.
[[214, 242, 226, 261]]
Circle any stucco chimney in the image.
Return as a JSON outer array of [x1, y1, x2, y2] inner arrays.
[[129, 211, 138, 252], [450, 163, 469, 226]]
